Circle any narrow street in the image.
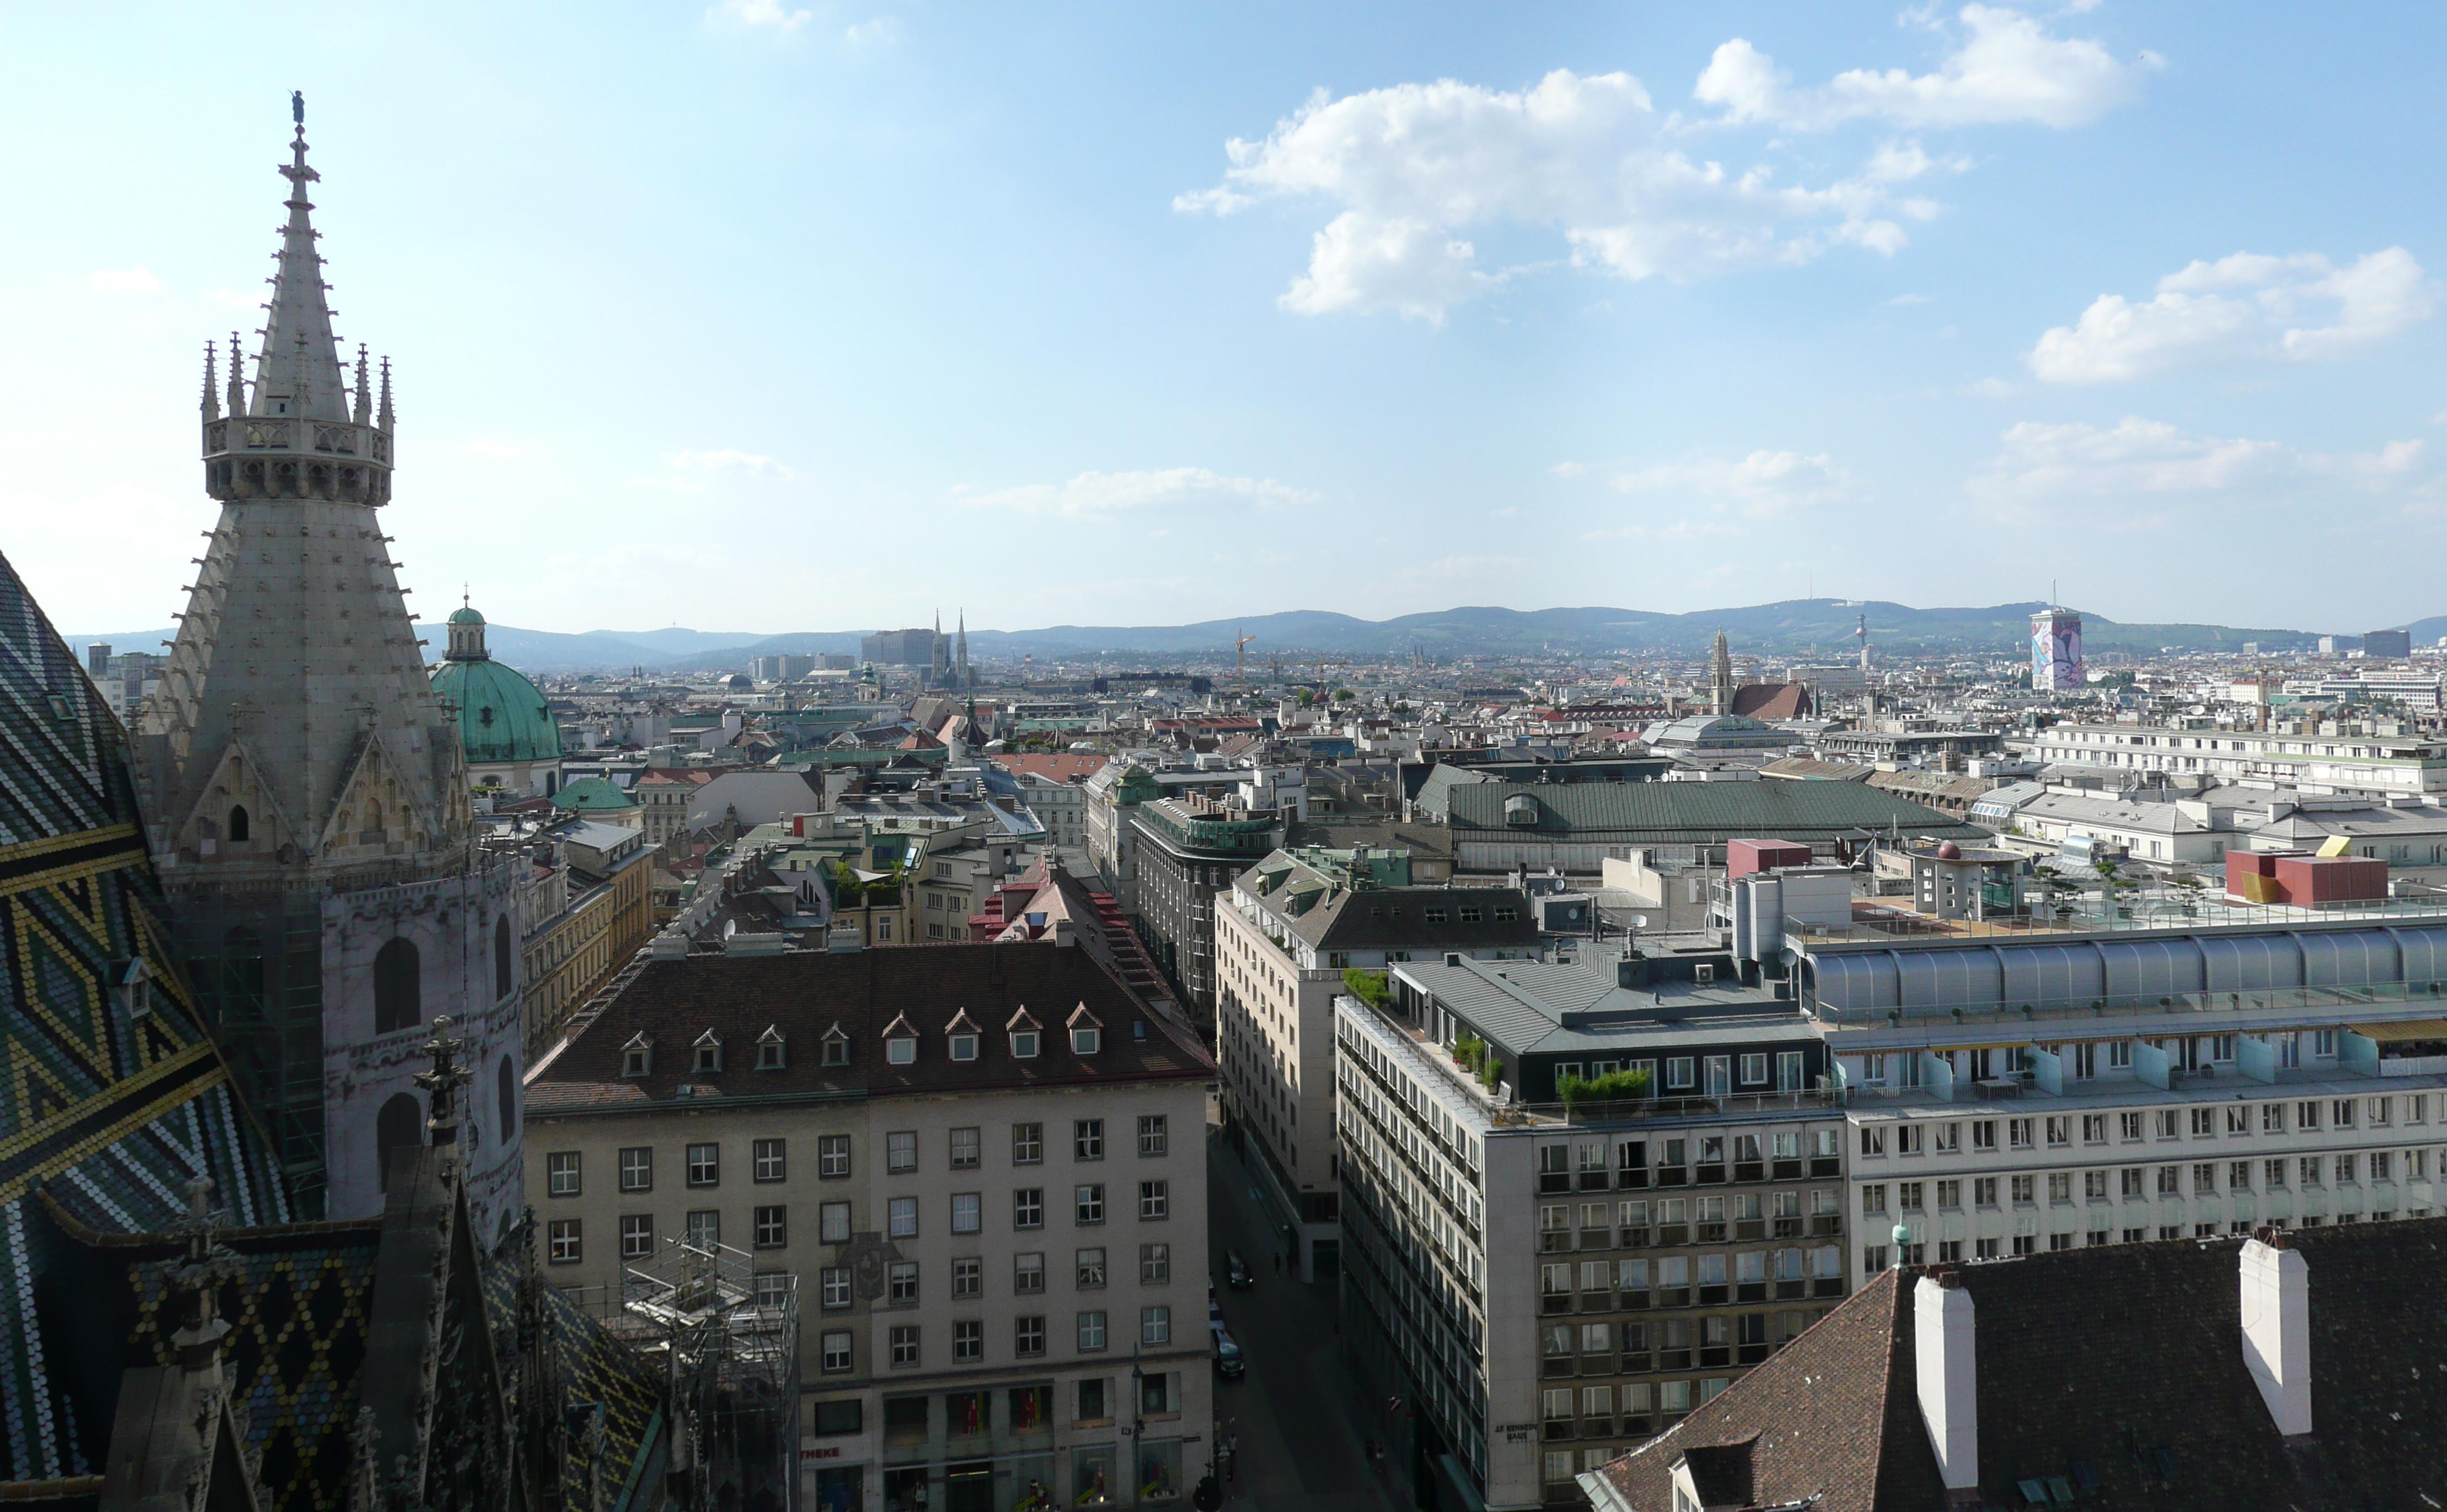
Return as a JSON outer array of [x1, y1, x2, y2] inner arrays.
[[1204, 1130, 1399, 1512]]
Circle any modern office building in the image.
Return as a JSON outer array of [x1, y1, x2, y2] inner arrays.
[[1341, 942, 1848, 1511], [1129, 793, 1283, 1029], [1215, 846, 1537, 1278], [2021, 720, 2447, 797]]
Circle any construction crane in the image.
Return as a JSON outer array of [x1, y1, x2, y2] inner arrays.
[[1235, 630, 1257, 690]]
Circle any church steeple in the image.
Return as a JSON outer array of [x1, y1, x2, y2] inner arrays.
[[1711, 629, 1735, 716], [197, 93, 392, 509], [251, 92, 349, 423]]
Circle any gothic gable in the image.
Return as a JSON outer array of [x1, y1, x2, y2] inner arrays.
[[316, 732, 435, 862], [174, 738, 300, 863]]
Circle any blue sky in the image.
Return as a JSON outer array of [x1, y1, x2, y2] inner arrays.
[[10, 2, 2446, 638]]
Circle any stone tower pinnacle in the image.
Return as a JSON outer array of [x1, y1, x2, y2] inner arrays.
[[1711, 629, 1734, 716]]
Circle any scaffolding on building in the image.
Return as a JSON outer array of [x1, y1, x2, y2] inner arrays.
[[611, 1234, 800, 1512]]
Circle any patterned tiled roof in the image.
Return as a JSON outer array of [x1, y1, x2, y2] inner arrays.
[[0, 548, 290, 1483]]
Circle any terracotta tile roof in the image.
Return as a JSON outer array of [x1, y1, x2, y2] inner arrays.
[[988, 748, 1115, 782], [528, 943, 1212, 1114]]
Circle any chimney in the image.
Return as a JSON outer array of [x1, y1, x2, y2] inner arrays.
[[1053, 919, 1076, 948], [2240, 1233, 2313, 1437], [1913, 1271, 1979, 1500]]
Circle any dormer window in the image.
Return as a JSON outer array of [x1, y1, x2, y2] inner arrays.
[[821, 1024, 850, 1067], [118, 960, 155, 1020], [622, 1033, 654, 1078], [947, 1009, 982, 1062], [757, 1026, 786, 1070], [1008, 1006, 1042, 1060], [883, 1012, 918, 1066], [1068, 1003, 1103, 1056], [693, 1031, 723, 1074]]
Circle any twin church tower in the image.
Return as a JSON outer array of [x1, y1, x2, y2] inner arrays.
[[132, 99, 524, 1229]]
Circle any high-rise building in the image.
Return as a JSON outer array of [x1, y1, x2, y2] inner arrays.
[[131, 105, 525, 1229], [2030, 607, 2085, 691], [2365, 628, 2413, 660]]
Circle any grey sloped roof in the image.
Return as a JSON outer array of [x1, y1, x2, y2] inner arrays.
[[1445, 779, 1990, 843], [1411, 763, 1495, 819]]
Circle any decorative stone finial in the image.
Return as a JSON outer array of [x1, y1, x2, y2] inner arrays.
[[377, 355, 394, 430], [416, 1015, 470, 1148], [226, 332, 247, 414], [165, 1175, 240, 1373], [292, 90, 304, 129], [354, 344, 373, 425], [201, 343, 220, 420]]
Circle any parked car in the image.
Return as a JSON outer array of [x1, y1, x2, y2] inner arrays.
[[1225, 1250, 1254, 1290], [1211, 1321, 1246, 1379]]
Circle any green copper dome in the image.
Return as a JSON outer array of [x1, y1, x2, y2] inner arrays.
[[430, 655, 562, 766], [448, 603, 486, 626]]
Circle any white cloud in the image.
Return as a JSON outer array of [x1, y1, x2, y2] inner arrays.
[[1964, 376, 2018, 398], [1969, 417, 2437, 523], [205, 288, 261, 309], [1695, 5, 2147, 130], [952, 467, 1316, 519], [842, 16, 897, 47], [664, 449, 796, 479], [1608, 449, 1852, 514], [709, 0, 811, 31], [1402, 554, 1530, 581], [1178, 71, 1963, 320], [1887, 291, 1936, 305], [1581, 520, 1740, 542], [2026, 248, 2438, 383], [1549, 461, 1587, 478], [88, 267, 163, 296]]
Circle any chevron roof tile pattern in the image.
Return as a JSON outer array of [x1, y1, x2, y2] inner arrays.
[[0, 548, 290, 1483]]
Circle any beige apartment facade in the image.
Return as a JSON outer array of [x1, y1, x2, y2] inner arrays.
[[526, 940, 1219, 1512]]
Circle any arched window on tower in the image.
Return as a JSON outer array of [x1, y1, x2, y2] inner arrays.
[[373, 937, 421, 1035], [498, 1054, 517, 1143], [227, 805, 250, 843], [494, 915, 514, 1001], [376, 1092, 421, 1192]]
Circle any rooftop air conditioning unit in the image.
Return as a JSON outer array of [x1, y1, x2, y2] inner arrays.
[[1695, 963, 1717, 986]]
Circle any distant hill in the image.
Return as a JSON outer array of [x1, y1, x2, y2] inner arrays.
[[64, 599, 2352, 675]]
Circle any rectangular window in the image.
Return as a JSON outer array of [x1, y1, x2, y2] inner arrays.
[[1139, 1181, 1169, 1221], [686, 1143, 719, 1187], [1140, 1242, 1171, 1284], [621, 1214, 653, 1259], [950, 1127, 981, 1169], [2008, 1118, 2034, 1149], [952, 1192, 982, 1234], [821, 1266, 852, 1308], [1077, 1184, 1105, 1225], [1078, 1311, 1108, 1352], [618, 1147, 653, 1192], [1015, 1316, 1047, 1357], [820, 1201, 850, 1244], [1076, 1246, 1107, 1288], [888, 1261, 918, 1304], [1075, 1120, 1106, 1160], [887, 1131, 918, 1174], [1739, 1053, 1767, 1086], [753, 1205, 786, 1249], [817, 1135, 850, 1179], [2011, 1175, 2034, 1206], [889, 1196, 918, 1239], [685, 1210, 719, 1249], [547, 1152, 581, 1197], [752, 1138, 786, 1183], [1138, 1114, 1169, 1158], [1015, 1188, 1044, 1229], [1014, 1123, 1044, 1164], [821, 1330, 853, 1373], [547, 1219, 581, 1264], [889, 1326, 919, 1368], [1140, 1305, 1171, 1346], [951, 1257, 982, 1299]]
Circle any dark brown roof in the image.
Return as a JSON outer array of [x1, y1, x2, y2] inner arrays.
[[1728, 682, 1812, 720], [528, 942, 1214, 1114], [1596, 1224, 2447, 1511]]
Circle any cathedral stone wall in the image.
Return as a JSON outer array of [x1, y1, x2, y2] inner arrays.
[[320, 856, 525, 1234]]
